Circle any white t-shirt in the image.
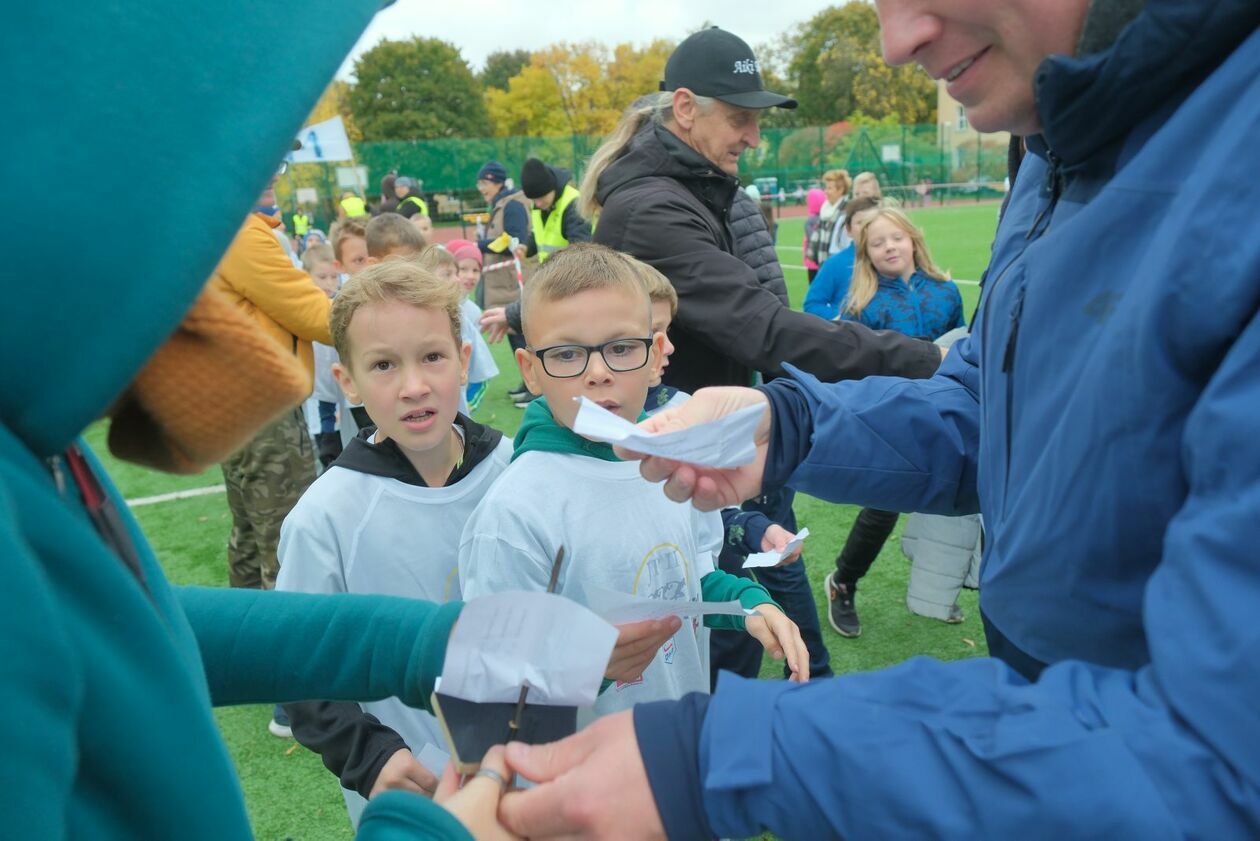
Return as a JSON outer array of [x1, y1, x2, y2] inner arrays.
[[276, 428, 512, 819], [459, 450, 723, 719]]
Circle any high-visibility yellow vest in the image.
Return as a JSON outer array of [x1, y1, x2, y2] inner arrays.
[[399, 194, 429, 218], [339, 196, 367, 218], [530, 183, 580, 262], [292, 212, 311, 236]]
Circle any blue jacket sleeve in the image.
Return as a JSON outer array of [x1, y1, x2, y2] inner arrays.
[[760, 337, 980, 515], [802, 253, 849, 320], [719, 508, 772, 555], [661, 308, 1260, 841], [561, 201, 593, 243]]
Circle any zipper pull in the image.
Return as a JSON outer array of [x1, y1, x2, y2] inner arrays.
[[1025, 151, 1063, 240], [1002, 287, 1026, 373], [47, 455, 67, 496]]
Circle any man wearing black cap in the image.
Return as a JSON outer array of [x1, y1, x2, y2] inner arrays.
[[586, 27, 944, 684]]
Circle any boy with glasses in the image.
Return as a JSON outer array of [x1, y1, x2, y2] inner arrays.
[[459, 243, 807, 720]]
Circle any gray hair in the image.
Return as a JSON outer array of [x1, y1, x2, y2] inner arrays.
[[579, 91, 717, 220]]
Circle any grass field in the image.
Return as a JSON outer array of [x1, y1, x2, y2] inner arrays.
[[97, 201, 1000, 840]]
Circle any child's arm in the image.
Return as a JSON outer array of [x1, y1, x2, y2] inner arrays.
[[699, 571, 807, 681], [721, 507, 772, 556]]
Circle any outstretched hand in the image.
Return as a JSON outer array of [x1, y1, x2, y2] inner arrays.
[[745, 603, 809, 682], [499, 711, 665, 840], [616, 386, 771, 512]]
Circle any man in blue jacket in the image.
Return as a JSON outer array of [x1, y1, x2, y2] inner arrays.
[[498, 0, 1260, 837]]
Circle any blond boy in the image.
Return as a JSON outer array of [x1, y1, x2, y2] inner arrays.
[[459, 244, 807, 722], [276, 261, 512, 825], [366, 212, 426, 262]]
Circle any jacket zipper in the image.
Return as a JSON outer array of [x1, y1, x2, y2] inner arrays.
[[983, 148, 1063, 502]]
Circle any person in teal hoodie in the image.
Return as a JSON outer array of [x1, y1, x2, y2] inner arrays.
[[1, 3, 520, 839]]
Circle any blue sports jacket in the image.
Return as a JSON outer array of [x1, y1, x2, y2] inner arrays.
[[636, 1, 1260, 837], [839, 270, 965, 340], [801, 245, 854, 320]]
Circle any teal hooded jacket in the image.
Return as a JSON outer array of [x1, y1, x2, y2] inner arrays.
[[1, 3, 472, 838]]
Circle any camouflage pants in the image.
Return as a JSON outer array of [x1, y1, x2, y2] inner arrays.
[[220, 408, 315, 589]]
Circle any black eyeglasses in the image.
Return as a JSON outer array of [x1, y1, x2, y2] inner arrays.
[[531, 337, 653, 379]]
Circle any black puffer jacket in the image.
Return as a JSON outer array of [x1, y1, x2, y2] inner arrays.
[[729, 189, 788, 306], [594, 123, 940, 393]]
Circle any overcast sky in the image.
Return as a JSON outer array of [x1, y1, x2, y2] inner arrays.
[[336, 0, 837, 79]]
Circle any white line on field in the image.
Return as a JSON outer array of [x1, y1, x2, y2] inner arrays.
[[126, 484, 226, 508]]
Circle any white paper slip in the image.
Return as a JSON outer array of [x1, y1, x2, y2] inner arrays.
[[743, 527, 811, 569], [441, 591, 617, 707], [570, 396, 766, 469], [580, 585, 753, 625], [417, 743, 451, 777]]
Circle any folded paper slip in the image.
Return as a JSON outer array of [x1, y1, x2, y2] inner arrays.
[[570, 397, 766, 469]]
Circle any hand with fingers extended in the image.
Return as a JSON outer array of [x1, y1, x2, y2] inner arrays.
[[615, 386, 770, 512], [479, 307, 510, 344], [369, 748, 439, 799], [606, 617, 682, 683], [433, 745, 522, 841], [745, 604, 809, 682], [499, 711, 664, 840], [760, 524, 802, 566]]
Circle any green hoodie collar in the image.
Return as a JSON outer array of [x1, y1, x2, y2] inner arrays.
[[512, 396, 646, 463]]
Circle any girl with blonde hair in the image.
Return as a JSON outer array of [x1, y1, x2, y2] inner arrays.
[[825, 207, 965, 638]]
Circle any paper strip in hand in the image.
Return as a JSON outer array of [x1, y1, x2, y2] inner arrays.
[[743, 527, 811, 569], [440, 591, 617, 706], [581, 585, 753, 625], [570, 396, 765, 469]]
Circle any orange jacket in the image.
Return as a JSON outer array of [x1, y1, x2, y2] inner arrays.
[[209, 213, 331, 386]]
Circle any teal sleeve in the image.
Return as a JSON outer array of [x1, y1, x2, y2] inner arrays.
[[699, 570, 779, 630], [357, 790, 473, 841], [176, 586, 462, 709]]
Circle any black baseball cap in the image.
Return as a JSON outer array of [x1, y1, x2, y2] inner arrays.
[[660, 27, 797, 110]]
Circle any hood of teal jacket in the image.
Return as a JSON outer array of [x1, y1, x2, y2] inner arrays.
[[1, 2, 382, 458]]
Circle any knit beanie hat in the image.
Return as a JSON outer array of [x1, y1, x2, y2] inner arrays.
[[476, 160, 507, 183], [452, 244, 482, 268], [520, 158, 557, 199]]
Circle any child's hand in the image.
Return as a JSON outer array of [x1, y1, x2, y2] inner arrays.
[[480, 307, 510, 344], [745, 605, 809, 683], [605, 617, 682, 684], [761, 524, 802, 566], [370, 747, 439, 799]]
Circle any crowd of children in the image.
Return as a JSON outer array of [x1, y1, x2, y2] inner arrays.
[[259, 174, 967, 828]]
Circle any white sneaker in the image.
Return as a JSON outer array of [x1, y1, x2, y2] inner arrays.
[[268, 718, 293, 739]]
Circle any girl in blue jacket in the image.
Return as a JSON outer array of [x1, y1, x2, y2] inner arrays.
[[826, 208, 966, 637], [801, 196, 882, 320]]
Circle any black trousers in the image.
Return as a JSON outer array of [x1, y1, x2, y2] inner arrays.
[[833, 507, 901, 584]]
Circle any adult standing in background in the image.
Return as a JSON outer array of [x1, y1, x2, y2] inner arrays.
[[805, 169, 850, 268], [586, 26, 942, 681], [394, 176, 428, 219], [475, 160, 533, 400]]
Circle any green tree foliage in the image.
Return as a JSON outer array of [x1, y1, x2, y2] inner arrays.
[[479, 49, 531, 91], [785, 2, 935, 125], [347, 37, 492, 141]]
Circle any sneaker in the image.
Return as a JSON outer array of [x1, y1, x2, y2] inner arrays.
[[507, 381, 530, 400], [513, 393, 539, 409], [825, 571, 861, 637], [268, 704, 293, 739]]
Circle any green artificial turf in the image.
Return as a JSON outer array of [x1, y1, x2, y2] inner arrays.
[[83, 202, 997, 840]]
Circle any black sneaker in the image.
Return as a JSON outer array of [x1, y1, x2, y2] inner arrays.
[[507, 381, 530, 400], [825, 571, 861, 637], [514, 393, 539, 409]]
